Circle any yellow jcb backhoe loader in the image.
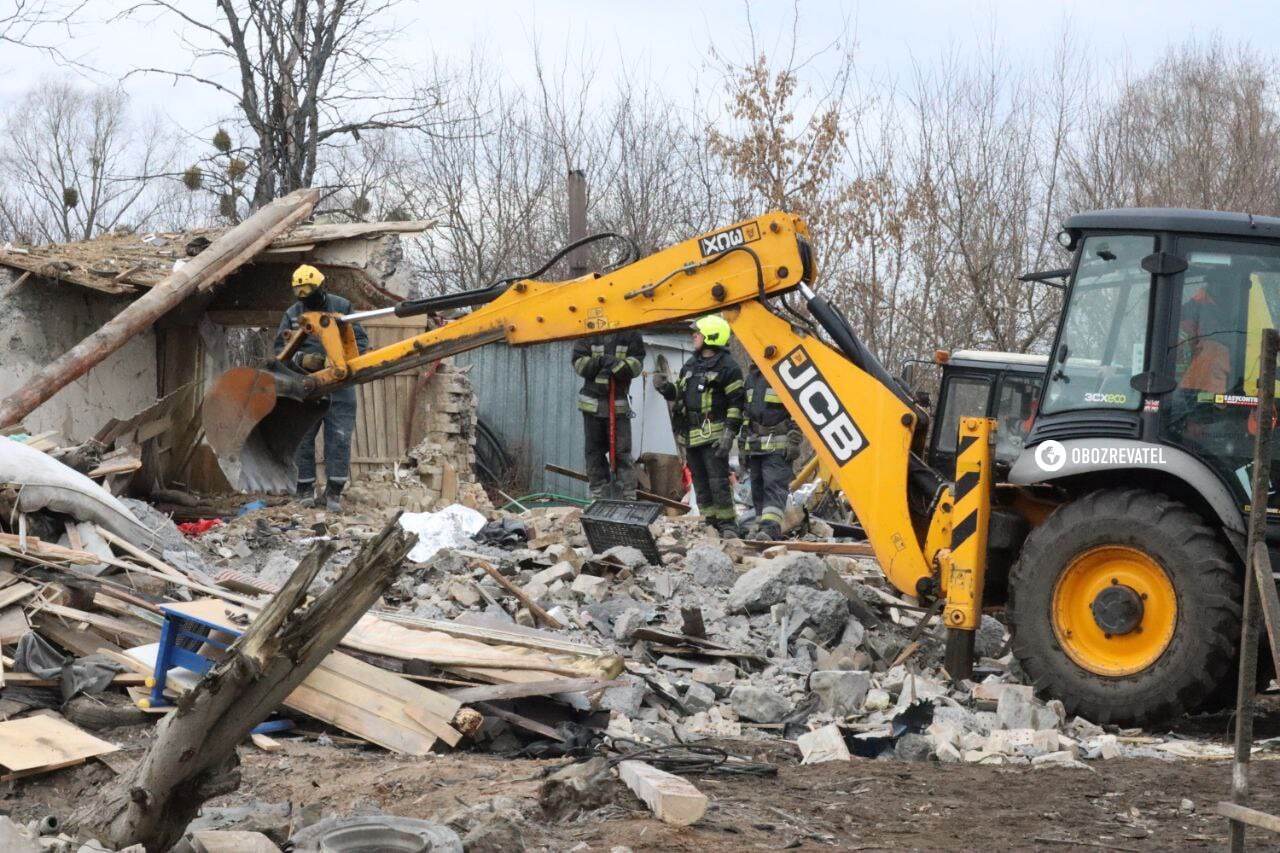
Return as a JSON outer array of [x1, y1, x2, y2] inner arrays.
[[204, 208, 1277, 726]]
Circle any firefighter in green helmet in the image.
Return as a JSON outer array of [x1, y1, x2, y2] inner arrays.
[[653, 315, 744, 538]]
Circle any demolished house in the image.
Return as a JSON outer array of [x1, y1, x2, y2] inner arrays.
[[0, 199, 449, 497]]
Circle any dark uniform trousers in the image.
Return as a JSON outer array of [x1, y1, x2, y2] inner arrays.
[[583, 413, 636, 498]]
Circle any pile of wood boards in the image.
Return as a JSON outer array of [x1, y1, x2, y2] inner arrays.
[[0, 516, 620, 778]]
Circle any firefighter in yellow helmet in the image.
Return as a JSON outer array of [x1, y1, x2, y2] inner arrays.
[[654, 315, 744, 537], [272, 265, 369, 511]]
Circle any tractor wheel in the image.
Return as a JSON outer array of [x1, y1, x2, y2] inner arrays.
[[1007, 488, 1241, 725]]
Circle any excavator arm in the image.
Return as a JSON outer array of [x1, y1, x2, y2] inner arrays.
[[203, 211, 991, 669]]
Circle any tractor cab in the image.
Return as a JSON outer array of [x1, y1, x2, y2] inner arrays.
[[1015, 209, 1280, 545], [926, 349, 1047, 478]]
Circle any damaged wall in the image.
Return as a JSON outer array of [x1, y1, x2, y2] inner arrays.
[[0, 269, 157, 442]]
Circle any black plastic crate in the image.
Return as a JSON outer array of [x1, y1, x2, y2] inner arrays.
[[580, 499, 663, 566]]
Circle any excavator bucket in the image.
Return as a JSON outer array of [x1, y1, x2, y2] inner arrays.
[[202, 365, 328, 493]]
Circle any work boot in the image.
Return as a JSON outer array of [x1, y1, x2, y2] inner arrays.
[[716, 520, 742, 540], [296, 480, 318, 507], [756, 520, 782, 541], [323, 480, 345, 513]]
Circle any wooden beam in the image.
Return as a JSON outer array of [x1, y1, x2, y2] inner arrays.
[[617, 760, 708, 826], [544, 463, 689, 511], [444, 677, 620, 703], [472, 558, 563, 629], [742, 539, 875, 557], [1217, 801, 1280, 834]]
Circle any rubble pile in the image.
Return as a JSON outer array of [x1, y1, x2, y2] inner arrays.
[[0, 430, 1251, 847], [343, 363, 493, 514]]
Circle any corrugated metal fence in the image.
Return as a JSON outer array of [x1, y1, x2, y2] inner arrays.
[[455, 341, 589, 498], [456, 334, 695, 499]]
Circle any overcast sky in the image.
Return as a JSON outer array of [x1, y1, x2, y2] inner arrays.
[[1, 0, 1275, 135]]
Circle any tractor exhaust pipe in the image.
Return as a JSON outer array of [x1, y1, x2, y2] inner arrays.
[[202, 363, 328, 493]]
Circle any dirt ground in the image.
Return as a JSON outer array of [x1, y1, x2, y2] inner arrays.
[[10, 715, 1280, 852]]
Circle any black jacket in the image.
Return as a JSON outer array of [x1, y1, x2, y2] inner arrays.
[[741, 364, 794, 454], [657, 348, 744, 447], [273, 293, 369, 364], [572, 331, 646, 416]]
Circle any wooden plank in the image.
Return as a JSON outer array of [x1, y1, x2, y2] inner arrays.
[[1251, 544, 1280, 679], [0, 606, 29, 644], [0, 714, 118, 772], [32, 612, 124, 657], [282, 682, 438, 755], [96, 526, 209, 585], [318, 650, 461, 722], [0, 581, 36, 610], [444, 677, 620, 703], [473, 701, 565, 741], [1217, 800, 1280, 834], [0, 533, 100, 565], [473, 559, 563, 629], [380, 611, 606, 658], [544, 463, 689, 511], [31, 602, 156, 646], [87, 457, 143, 478], [743, 539, 875, 557], [250, 733, 282, 753], [617, 759, 708, 826]]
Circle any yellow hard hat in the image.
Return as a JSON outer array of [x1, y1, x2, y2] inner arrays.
[[292, 264, 325, 292], [694, 314, 731, 347]]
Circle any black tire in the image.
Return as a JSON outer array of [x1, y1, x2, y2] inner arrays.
[[1007, 488, 1241, 725]]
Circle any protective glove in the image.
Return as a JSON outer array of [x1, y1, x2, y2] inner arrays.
[[600, 355, 618, 374], [785, 429, 804, 462], [294, 352, 327, 372], [653, 370, 672, 395], [715, 429, 734, 460]]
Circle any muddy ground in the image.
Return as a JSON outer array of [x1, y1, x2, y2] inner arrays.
[[10, 708, 1280, 852]]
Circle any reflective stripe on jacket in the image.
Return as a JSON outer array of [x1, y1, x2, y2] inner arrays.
[[571, 331, 646, 416], [741, 365, 794, 454], [658, 348, 744, 447]]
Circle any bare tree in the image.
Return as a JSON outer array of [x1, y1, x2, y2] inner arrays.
[[900, 35, 1077, 357], [1065, 37, 1280, 214], [0, 79, 176, 243], [0, 0, 86, 61], [124, 0, 445, 213]]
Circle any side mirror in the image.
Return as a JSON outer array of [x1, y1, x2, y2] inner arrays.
[[900, 362, 918, 390]]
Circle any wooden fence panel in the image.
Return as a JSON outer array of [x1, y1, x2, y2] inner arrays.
[[318, 315, 431, 480]]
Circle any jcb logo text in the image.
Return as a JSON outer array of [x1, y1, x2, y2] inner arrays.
[[773, 347, 867, 463]]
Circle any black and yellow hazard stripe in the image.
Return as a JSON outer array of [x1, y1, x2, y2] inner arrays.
[[943, 417, 995, 632]]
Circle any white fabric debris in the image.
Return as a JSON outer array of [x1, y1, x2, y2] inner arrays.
[[399, 503, 488, 562]]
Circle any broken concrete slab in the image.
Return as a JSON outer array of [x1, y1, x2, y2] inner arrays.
[[685, 545, 736, 588], [726, 553, 826, 614], [798, 724, 851, 764], [570, 574, 609, 602], [617, 760, 708, 826], [729, 685, 790, 723], [786, 586, 849, 644], [809, 670, 871, 717]]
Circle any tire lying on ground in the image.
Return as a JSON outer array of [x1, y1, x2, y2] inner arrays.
[[1007, 488, 1242, 726]]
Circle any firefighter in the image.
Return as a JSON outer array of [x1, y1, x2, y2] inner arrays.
[[571, 330, 646, 498], [273, 264, 368, 511], [740, 363, 803, 540], [654, 315, 744, 537]]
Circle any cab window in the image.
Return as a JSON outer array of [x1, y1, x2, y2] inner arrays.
[[1042, 235, 1154, 414], [994, 373, 1040, 464], [1164, 236, 1280, 501], [936, 376, 992, 454]]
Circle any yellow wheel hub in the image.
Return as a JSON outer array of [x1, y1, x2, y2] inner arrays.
[[1051, 546, 1177, 677]]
